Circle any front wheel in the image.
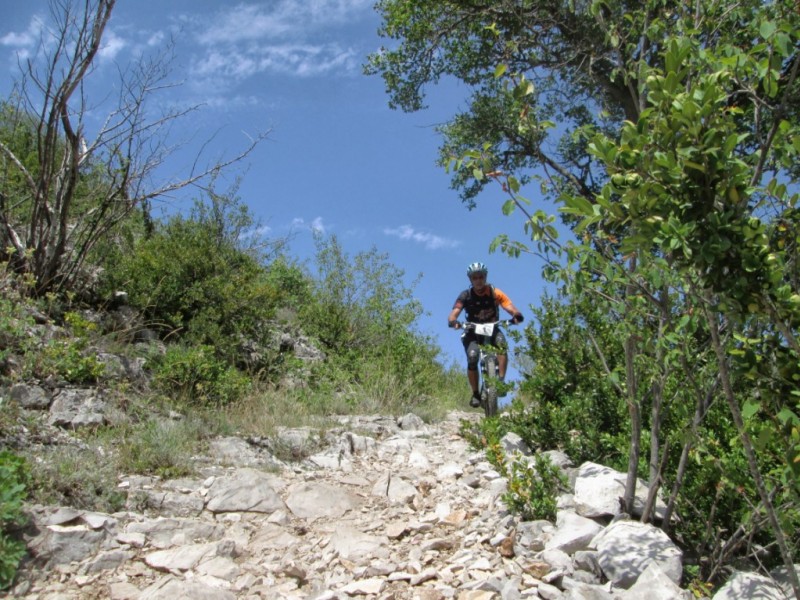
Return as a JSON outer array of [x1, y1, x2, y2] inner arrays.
[[482, 355, 499, 417]]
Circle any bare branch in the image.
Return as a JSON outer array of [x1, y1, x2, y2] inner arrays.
[[2, 0, 269, 295]]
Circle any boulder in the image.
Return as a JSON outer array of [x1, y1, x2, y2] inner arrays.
[[590, 520, 682, 589]]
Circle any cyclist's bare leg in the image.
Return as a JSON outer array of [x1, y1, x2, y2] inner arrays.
[[468, 369, 479, 394], [498, 353, 508, 380]]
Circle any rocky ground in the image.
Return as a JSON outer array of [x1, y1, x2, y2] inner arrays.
[[9, 410, 797, 600]]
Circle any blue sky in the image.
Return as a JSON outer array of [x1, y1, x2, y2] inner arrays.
[[0, 0, 557, 383]]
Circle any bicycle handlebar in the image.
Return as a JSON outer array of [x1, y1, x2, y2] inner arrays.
[[452, 319, 515, 330]]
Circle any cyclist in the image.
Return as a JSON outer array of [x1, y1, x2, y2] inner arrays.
[[448, 262, 524, 407]]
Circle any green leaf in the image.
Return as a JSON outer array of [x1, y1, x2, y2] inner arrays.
[[754, 427, 772, 451], [684, 161, 706, 173], [759, 20, 777, 40], [562, 195, 595, 217], [742, 399, 760, 420], [502, 199, 516, 216], [774, 33, 791, 57], [494, 63, 508, 78], [777, 408, 799, 426]]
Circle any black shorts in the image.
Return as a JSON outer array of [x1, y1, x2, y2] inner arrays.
[[462, 327, 507, 369]]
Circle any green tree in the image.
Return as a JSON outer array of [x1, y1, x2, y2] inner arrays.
[[573, 32, 800, 588], [369, 0, 800, 589]]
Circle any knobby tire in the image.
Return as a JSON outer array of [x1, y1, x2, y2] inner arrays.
[[483, 355, 498, 418]]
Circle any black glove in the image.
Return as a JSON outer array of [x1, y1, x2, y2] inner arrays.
[[449, 320, 459, 329], [512, 313, 524, 324]]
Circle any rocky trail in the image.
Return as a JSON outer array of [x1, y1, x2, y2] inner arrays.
[[10, 410, 796, 600]]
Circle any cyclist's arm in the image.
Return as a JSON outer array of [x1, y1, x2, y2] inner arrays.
[[494, 288, 524, 322], [448, 305, 463, 328]]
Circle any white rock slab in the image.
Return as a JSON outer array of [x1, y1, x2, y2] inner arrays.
[[285, 482, 362, 520], [591, 520, 682, 589]]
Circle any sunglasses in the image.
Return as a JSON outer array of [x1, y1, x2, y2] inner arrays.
[[470, 274, 486, 280]]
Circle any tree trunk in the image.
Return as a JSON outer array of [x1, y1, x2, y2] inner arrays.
[[623, 333, 640, 515], [704, 301, 800, 599]]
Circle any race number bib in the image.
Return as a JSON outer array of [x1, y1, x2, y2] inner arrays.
[[474, 323, 495, 336]]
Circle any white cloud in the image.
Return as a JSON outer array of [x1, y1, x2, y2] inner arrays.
[[146, 31, 165, 47], [190, 0, 370, 80], [292, 216, 328, 234], [193, 44, 358, 80], [1, 16, 45, 62], [239, 224, 272, 240], [310, 216, 327, 233], [384, 225, 460, 251], [202, 94, 263, 110], [198, 0, 372, 45], [197, 4, 294, 45], [0, 16, 43, 49], [1, 15, 127, 68], [98, 30, 127, 62]]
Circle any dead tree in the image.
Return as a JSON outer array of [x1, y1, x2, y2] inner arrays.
[[0, 0, 266, 296]]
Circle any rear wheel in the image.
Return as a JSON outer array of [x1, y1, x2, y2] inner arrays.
[[482, 355, 498, 417]]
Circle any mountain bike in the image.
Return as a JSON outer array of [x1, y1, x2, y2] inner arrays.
[[458, 320, 513, 418]]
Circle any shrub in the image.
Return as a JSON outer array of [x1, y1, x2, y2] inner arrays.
[[0, 451, 29, 590], [151, 344, 251, 408], [513, 294, 629, 468], [300, 233, 445, 393], [462, 419, 567, 523], [0, 264, 38, 381], [502, 453, 566, 522], [99, 193, 282, 365], [26, 446, 126, 513], [27, 312, 106, 384]]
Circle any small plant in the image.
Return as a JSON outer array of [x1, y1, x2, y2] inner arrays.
[[152, 345, 251, 407], [0, 451, 29, 590], [683, 565, 714, 598], [458, 415, 509, 456], [33, 338, 105, 384], [0, 266, 35, 378], [27, 446, 126, 513], [19, 311, 105, 384], [502, 453, 566, 522], [115, 418, 204, 479]]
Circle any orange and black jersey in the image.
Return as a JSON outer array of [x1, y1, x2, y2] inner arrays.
[[452, 285, 514, 324]]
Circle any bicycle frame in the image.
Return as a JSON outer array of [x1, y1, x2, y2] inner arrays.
[[458, 320, 512, 417]]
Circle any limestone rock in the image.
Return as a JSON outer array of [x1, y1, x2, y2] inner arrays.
[[591, 520, 683, 589], [13, 410, 751, 600]]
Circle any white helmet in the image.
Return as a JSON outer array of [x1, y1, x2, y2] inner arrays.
[[466, 262, 487, 276]]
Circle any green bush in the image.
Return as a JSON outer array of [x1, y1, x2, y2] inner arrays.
[[263, 255, 312, 311], [99, 193, 282, 365], [300, 234, 443, 389], [152, 344, 251, 408], [502, 453, 566, 522], [458, 420, 566, 522], [0, 451, 29, 590], [28, 314, 105, 383], [0, 272, 34, 376], [513, 293, 629, 469], [0, 288, 105, 384]]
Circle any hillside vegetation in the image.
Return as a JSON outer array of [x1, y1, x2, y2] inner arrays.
[[0, 187, 468, 589], [1, 0, 799, 596]]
